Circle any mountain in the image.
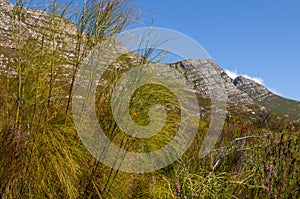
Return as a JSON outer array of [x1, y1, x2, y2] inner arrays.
[[171, 59, 254, 104], [234, 75, 300, 119], [0, 0, 299, 120]]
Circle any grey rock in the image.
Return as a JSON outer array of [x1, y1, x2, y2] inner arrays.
[[170, 59, 254, 104]]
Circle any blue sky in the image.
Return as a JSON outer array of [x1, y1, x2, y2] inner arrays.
[[134, 0, 300, 101]]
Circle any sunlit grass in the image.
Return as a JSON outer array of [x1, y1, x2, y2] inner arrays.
[[0, 0, 299, 198]]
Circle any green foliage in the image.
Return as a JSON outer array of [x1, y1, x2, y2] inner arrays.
[[0, 0, 299, 198], [1, 0, 139, 198]]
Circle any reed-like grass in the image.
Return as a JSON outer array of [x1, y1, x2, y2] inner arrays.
[[0, 0, 299, 198]]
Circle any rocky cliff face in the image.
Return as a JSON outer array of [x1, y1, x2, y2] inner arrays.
[[0, 0, 14, 48], [234, 75, 300, 119], [0, 0, 82, 83], [233, 76, 271, 102], [171, 60, 254, 104], [0, 0, 77, 48]]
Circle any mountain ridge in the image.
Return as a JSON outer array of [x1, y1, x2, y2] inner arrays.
[[0, 0, 299, 120], [234, 75, 300, 119]]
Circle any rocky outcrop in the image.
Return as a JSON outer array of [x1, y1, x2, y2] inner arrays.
[[0, 0, 82, 83], [0, 0, 77, 49], [233, 76, 271, 102], [171, 60, 254, 104], [234, 75, 300, 119]]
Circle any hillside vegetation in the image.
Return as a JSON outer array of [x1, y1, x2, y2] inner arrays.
[[0, 0, 299, 198]]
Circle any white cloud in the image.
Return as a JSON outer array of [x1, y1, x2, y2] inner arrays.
[[225, 69, 264, 85], [242, 74, 264, 85], [224, 69, 238, 79], [225, 69, 285, 97]]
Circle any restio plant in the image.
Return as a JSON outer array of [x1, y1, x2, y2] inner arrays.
[[0, 0, 299, 198]]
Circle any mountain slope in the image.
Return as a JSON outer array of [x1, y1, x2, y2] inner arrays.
[[234, 75, 300, 119], [171, 59, 254, 104], [0, 0, 299, 120]]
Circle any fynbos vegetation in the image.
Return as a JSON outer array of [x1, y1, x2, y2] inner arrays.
[[0, 0, 299, 198]]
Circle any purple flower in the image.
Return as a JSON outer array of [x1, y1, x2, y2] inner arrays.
[[265, 165, 275, 171]]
